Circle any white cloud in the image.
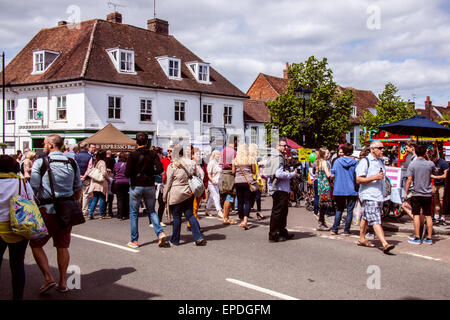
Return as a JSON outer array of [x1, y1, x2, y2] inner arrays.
[[1, 0, 450, 107]]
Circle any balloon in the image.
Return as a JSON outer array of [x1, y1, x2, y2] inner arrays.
[[308, 152, 316, 163]]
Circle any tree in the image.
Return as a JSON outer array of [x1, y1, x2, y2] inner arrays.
[[265, 56, 354, 149], [360, 82, 416, 144]]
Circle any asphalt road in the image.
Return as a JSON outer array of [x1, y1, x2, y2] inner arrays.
[[1, 196, 450, 300]]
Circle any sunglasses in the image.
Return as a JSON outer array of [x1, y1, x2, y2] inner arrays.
[[167, 150, 173, 153], [372, 147, 384, 150], [279, 145, 287, 148]]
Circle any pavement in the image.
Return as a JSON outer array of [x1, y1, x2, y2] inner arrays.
[[265, 195, 450, 236]]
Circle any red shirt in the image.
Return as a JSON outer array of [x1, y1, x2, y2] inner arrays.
[[161, 157, 172, 183]]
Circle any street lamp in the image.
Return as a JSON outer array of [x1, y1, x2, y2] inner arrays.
[[294, 84, 313, 118], [294, 84, 313, 146]]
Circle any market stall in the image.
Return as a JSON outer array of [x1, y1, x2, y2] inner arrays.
[[79, 124, 137, 153]]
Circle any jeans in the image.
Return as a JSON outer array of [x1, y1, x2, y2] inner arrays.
[[89, 192, 106, 217], [250, 189, 262, 211], [170, 196, 203, 245], [0, 237, 29, 300], [314, 179, 319, 215], [107, 193, 114, 216], [235, 183, 251, 219], [331, 196, 357, 233], [129, 186, 163, 242]]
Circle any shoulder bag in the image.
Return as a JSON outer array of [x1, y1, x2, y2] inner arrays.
[[88, 161, 105, 182], [2, 173, 48, 240], [179, 163, 205, 198]]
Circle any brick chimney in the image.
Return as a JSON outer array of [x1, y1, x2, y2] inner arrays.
[[147, 18, 169, 35], [283, 62, 289, 79], [425, 96, 432, 120], [107, 11, 122, 23]]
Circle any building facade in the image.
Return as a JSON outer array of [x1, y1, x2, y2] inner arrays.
[[1, 13, 247, 153]]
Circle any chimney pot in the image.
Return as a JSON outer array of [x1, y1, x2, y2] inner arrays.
[[283, 62, 289, 79], [107, 11, 122, 23], [147, 18, 169, 35], [448, 101, 450, 108]]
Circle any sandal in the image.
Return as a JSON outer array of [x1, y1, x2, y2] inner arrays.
[[39, 281, 56, 294], [357, 240, 375, 247], [256, 212, 264, 220], [383, 244, 395, 254]]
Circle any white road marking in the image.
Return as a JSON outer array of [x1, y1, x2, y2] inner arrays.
[[72, 233, 140, 253], [405, 253, 441, 261], [226, 278, 299, 300]]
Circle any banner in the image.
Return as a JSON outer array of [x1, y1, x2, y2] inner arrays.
[[298, 148, 312, 161], [385, 166, 402, 188]]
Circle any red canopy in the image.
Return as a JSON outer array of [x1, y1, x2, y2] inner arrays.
[[286, 138, 303, 149]]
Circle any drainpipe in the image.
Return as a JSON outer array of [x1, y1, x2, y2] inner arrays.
[[46, 86, 50, 128], [199, 92, 202, 136]]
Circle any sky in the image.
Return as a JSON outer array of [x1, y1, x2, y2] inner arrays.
[[1, 0, 450, 109]]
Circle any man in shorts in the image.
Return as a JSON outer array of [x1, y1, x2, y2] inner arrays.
[[356, 141, 395, 254], [431, 150, 449, 226], [30, 134, 82, 294], [406, 145, 437, 245]]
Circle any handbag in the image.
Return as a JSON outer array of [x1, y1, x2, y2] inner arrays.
[[88, 166, 105, 182], [238, 164, 259, 192], [43, 157, 85, 228], [6, 174, 48, 240], [179, 163, 206, 198], [220, 170, 235, 194]]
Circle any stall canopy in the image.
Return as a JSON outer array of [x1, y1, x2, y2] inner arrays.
[[286, 138, 303, 149], [378, 115, 450, 138], [80, 124, 137, 152]]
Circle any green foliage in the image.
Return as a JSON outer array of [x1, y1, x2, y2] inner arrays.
[[360, 82, 416, 144], [265, 56, 354, 149]]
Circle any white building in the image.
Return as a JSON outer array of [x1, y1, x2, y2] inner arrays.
[[0, 12, 247, 153]]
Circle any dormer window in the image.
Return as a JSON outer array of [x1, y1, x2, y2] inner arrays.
[[107, 48, 136, 74], [187, 61, 210, 83], [157, 56, 181, 80], [32, 50, 60, 74]]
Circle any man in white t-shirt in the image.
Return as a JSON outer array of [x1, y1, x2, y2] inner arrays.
[[355, 141, 395, 254]]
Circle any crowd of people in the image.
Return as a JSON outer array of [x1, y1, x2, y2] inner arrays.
[[0, 132, 449, 300]]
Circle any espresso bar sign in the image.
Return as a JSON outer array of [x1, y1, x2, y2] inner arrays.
[[95, 144, 136, 151]]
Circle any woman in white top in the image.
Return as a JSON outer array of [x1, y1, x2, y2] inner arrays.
[[206, 150, 230, 223], [0, 155, 34, 300]]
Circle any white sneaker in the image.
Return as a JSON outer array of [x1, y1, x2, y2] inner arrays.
[[149, 224, 153, 228], [218, 210, 224, 219], [160, 222, 167, 227]]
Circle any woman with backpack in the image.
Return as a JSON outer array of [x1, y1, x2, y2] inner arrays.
[[0, 155, 34, 300], [163, 145, 206, 246], [87, 150, 109, 220]]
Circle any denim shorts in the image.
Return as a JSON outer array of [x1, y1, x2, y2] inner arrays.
[[225, 194, 235, 203]]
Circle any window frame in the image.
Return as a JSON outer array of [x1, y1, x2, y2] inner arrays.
[[251, 126, 259, 144], [186, 61, 210, 83], [28, 98, 38, 121], [32, 50, 60, 74], [224, 105, 233, 125], [352, 105, 357, 117], [174, 101, 186, 122], [202, 103, 212, 124], [6, 99, 15, 121], [140, 98, 153, 122], [106, 48, 136, 74], [56, 96, 67, 121], [169, 59, 180, 78], [108, 96, 122, 120]]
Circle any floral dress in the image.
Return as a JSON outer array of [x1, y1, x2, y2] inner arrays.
[[317, 161, 332, 208]]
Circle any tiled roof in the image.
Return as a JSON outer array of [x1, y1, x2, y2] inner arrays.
[[261, 73, 289, 96], [243, 99, 270, 123], [416, 105, 450, 122], [337, 86, 379, 124], [1, 19, 247, 98]]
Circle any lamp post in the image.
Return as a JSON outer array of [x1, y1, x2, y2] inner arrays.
[[294, 84, 313, 145], [2, 52, 5, 154]]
